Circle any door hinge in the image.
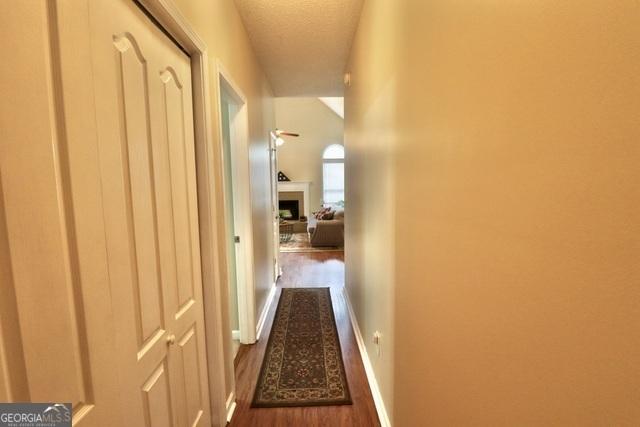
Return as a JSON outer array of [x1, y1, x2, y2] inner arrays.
[[234, 236, 240, 243]]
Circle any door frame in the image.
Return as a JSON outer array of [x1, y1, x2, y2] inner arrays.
[[215, 62, 258, 345], [54, 0, 229, 425], [269, 131, 281, 280]]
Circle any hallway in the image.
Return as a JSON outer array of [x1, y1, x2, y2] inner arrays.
[[3, 0, 639, 425], [230, 252, 380, 426]]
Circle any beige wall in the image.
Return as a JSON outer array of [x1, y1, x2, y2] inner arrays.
[[172, 0, 276, 410], [344, 0, 398, 423], [275, 98, 344, 212], [346, 0, 640, 425]]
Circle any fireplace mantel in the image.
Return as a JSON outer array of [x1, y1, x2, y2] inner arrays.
[[277, 181, 311, 219]]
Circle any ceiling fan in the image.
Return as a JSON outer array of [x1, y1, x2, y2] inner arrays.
[[271, 128, 300, 146]]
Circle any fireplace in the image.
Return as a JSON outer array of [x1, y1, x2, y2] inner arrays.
[[277, 183, 310, 221], [279, 200, 300, 220]]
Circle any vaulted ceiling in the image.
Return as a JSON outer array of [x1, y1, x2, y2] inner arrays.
[[234, 0, 364, 96]]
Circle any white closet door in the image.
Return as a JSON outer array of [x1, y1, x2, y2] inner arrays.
[[86, 0, 211, 425], [1, 2, 123, 425]]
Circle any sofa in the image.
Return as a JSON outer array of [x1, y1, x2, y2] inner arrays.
[[308, 209, 344, 247]]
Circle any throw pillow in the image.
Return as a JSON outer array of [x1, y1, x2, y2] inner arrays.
[[314, 207, 330, 219], [321, 211, 334, 220]]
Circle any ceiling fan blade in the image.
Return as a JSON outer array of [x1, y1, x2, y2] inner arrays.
[[275, 129, 300, 137]]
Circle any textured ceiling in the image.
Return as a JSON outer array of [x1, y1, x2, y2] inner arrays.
[[234, 0, 364, 96]]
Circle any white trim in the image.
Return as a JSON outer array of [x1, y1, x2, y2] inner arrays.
[[225, 392, 237, 424], [215, 61, 257, 345], [255, 284, 277, 341], [277, 181, 311, 219], [342, 289, 392, 427]]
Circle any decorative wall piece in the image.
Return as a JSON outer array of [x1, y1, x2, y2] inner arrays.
[[278, 171, 291, 181]]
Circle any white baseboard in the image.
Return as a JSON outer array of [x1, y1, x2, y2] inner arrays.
[[255, 283, 276, 341], [225, 392, 236, 424], [231, 330, 240, 341], [342, 289, 392, 427]]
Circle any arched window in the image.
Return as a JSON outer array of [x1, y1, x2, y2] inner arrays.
[[322, 144, 345, 207]]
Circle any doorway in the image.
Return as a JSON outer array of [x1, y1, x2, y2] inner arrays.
[[217, 67, 257, 348], [24, 0, 225, 424], [220, 90, 241, 356], [269, 131, 281, 279]]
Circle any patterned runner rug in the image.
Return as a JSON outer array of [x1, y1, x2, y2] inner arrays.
[[252, 288, 352, 407]]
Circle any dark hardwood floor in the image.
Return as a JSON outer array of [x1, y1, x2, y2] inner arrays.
[[230, 251, 380, 427]]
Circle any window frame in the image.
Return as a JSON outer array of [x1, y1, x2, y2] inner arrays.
[[322, 144, 345, 207]]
